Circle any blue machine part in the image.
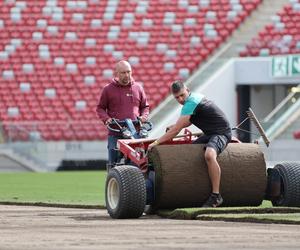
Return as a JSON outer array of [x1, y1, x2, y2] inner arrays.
[[124, 119, 140, 139]]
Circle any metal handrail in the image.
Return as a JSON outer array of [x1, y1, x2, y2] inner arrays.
[[264, 97, 300, 141], [263, 84, 300, 123]]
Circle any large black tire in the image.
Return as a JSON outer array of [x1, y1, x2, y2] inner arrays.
[[272, 162, 300, 207], [105, 165, 146, 219]]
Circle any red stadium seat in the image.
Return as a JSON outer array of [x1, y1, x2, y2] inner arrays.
[[0, 0, 262, 141], [293, 130, 300, 139], [240, 2, 300, 57]]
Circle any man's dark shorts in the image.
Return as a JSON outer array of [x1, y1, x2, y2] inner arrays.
[[193, 134, 231, 155]]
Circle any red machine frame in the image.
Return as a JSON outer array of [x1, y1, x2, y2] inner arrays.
[[118, 129, 202, 172], [117, 128, 242, 172]]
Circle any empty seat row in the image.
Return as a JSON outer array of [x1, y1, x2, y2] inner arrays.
[[240, 1, 300, 57], [0, 0, 262, 141]]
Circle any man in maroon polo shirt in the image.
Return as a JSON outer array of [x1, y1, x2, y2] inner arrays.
[[96, 60, 150, 165]]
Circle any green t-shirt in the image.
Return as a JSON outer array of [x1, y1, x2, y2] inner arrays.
[[181, 93, 205, 116]]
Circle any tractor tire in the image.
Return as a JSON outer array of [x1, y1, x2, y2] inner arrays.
[[272, 162, 300, 207], [105, 165, 146, 219]]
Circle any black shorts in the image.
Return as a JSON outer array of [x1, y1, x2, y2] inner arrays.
[[193, 134, 230, 155]]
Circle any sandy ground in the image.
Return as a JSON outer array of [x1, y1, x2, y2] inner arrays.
[[1, 205, 300, 250]]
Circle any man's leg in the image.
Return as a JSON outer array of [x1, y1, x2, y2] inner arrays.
[[107, 135, 119, 165], [192, 134, 210, 144], [204, 147, 220, 194], [202, 134, 229, 207]]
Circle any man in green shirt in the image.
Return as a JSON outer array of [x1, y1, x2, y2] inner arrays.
[[148, 80, 232, 207]]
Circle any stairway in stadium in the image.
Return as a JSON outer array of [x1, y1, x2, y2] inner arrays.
[[150, 0, 290, 130]]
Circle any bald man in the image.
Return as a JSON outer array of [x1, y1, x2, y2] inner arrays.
[[96, 60, 150, 165]]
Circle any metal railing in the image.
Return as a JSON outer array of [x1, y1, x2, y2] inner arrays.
[[261, 85, 300, 141], [0, 120, 104, 168], [0, 122, 46, 167], [262, 85, 300, 129]]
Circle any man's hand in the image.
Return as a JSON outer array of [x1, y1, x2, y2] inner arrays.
[[105, 118, 113, 126], [148, 116, 191, 151], [138, 116, 147, 123], [148, 140, 159, 151]]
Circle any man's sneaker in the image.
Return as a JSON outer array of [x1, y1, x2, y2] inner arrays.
[[202, 193, 223, 208]]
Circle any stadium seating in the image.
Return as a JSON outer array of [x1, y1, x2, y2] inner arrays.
[[0, 0, 261, 141], [240, 0, 300, 57], [294, 129, 300, 139]]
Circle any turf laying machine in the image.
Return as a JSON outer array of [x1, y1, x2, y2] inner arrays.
[[105, 109, 300, 219]]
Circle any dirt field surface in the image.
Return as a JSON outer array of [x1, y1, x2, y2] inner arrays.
[[1, 205, 300, 250]]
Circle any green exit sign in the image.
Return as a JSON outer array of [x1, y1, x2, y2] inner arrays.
[[272, 55, 300, 77], [291, 56, 300, 76]]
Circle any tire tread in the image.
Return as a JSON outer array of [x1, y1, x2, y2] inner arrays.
[[273, 162, 300, 207], [106, 165, 146, 219]]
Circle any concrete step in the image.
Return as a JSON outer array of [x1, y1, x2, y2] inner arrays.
[[0, 147, 46, 172], [229, 0, 289, 51]]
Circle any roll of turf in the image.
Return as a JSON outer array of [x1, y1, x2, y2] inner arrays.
[[148, 143, 267, 209]]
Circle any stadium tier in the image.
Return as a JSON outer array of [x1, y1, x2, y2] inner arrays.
[[240, 0, 300, 57], [0, 0, 261, 141]]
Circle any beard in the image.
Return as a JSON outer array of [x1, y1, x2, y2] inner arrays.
[[121, 77, 130, 85]]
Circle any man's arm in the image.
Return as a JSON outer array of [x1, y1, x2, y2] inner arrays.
[[148, 115, 192, 150], [96, 88, 111, 124], [139, 85, 150, 122]]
